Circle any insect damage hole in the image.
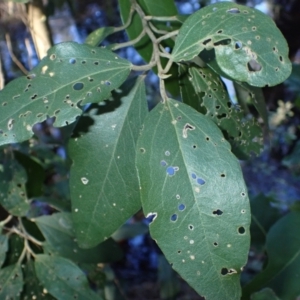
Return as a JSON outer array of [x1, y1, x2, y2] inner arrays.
[[238, 226, 246, 234], [227, 8, 240, 14], [170, 214, 178, 222], [247, 59, 262, 72], [213, 209, 223, 216], [73, 82, 84, 90], [182, 123, 195, 138], [146, 212, 157, 224]]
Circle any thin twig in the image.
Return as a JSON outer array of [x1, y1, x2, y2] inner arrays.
[[111, 29, 146, 50], [144, 15, 180, 22], [0, 215, 13, 226], [5, 33, 28, 75], [148, 22, 169, 35], [113, 6, 135, 33], [156, 30, 178, 43]]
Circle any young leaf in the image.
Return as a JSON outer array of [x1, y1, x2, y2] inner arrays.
[[0, 159, 30, 216], [69, 77, 148, 248], [22, 261, 55, 300], [188, 66, 263, 156], [85, 27, 115, 47], [34, 212, 123, 263], [0, 264, 24, 299], [243, 211, 300, 300], [0, 42, 131, 146], [136, 99, 251, 299], [34, 254, 101, 300], [0, 235, 9, 268], [172, 2, 291, 87]]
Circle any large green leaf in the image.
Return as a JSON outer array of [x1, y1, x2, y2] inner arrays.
[[188, 66, 262, 156], [250, 288, 280, 300], [34, 254, 101, 300], [0, 235, 8, 268], [136, 99, 251, 299], [69, 77, 147, 248], [172, 2, 291, 87], [34, 212, 123, 263], [243, 211, 300, 299], [0, 264, 23, 299], [0, 42, 131, 146], [0, 159, 30, 216]]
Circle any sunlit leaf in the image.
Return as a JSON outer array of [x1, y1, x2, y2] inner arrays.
[[172, 2, 291, 87], [0, 42, 131, 146], [69, 77, 147, 248], [243, 211, 300, 299], [136, 99, 251, 299], [35, 255, 101, 300], [0, 264, 23, 299], [34, 212, 123, 263]]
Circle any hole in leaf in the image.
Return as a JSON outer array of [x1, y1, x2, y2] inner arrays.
[[217, 29, 223, 34], [73, 82, 84, 90], [235, 41, 242, 50], [146, 212, 157, 223], [197, 178, 205, 185], [213, 242, 218, 247], [192, 145, 197, 149], [279, 56, 283, 62], [167, 166, 179, 176], [26, 74, 36, 80], [255, 36, 260, 40], [178, 204, 186, 211], [81, 60, 86, 64], [94, 61, 99, 65], [140, 148, 145, 153], [189, 225, 194, 230], [221, 268, 228, 275], [247, 59, 262, 72], [105, 81, 111, 86], [213, 209, 223, 215], [69, 58, 76, 64], [31, 94, 38, 100], [227, 8, 240, 14], [220, 173, 226, 178], [177, 250, 181, 254], [171, 214, 178, 222], [203, 38, 212, 46], [214, 39, 231, 46], [177, 116, 182, 121], [191, 173, 197, 179], [50, 54, 56, 60], [252, 26, 257, 31], [238, 227, 245, 234], [182, 123, 195, 138], [241, 192, 246, 197], [206, 137, 210, 141]]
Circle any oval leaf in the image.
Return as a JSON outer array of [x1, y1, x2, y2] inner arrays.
[[172, 2, 291, 87], [69, 77, 147, 248], [0, 42, 131, 146], [34, 255, 101, 300], [136, 99, 251, 299]]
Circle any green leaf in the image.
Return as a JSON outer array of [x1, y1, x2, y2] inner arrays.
[[250, 194, 280, 247], [0, 264, 23, 299], [172, 2, 291, 87], [14, 151, 45, 198], [234, 82, 268, 130], [188, 66, 263, 156], [0, 235, 9, 268], [69, 77, 147, 248], [34, 254, 101, 300], [22, 260, 55, 300], [4, 234, 24, 265], [34, 212, 123, 263], [136, 99, 251, 299], [0, 42, 131, 146], [250, 288, 280, 300], [85, 27, 115, 47], [0, 159, 30, 216], [243, 211, 300, 299]]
